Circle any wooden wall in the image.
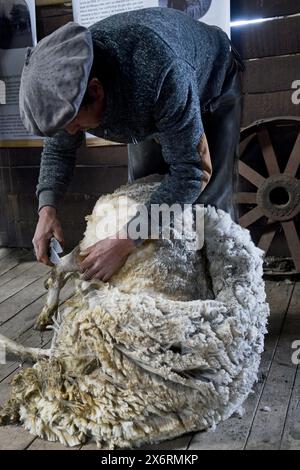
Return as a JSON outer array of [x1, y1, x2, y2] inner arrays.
[[231, 0, 300, 127], [231, 0, 300, 19], [0, 145, 128, 248]]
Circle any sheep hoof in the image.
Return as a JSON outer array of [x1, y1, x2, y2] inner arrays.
[[0, 409, 19, 426], [34, 310, 55, 331], [34, 317, 53, 331]]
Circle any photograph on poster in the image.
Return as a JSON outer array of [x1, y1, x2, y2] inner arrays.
[[0, 0, 33, 50], [72, 0, 230, 34], [158, 0, 212, 21], [0, 0, 38, 144]]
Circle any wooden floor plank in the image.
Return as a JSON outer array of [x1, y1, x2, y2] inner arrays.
[[244, 282, 298, 450], [0, 248, 13, 261], [79, 443, 99, 451], [189, 281, 294, 450], [0, 276, 49, 327], [280, 283, 300, 450], [80, 435, 193, 451], [0, 249, 30, 278], [0, 261, 37, 289], [0, 422, 36, 450], [0, 378, 12, 406], [0, 262, 50, 304], [27, 439, 79, 451], [0, 294, 48, 340], [138, 435, 193, 451], [280, 366, 300, 450]]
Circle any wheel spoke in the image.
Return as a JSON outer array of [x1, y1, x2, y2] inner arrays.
[[239, 206, 264, 228], [240, 134, 255, 157], [284, 132, 300, 177], [235, 192, 257, 204], [282, 220, 300, 272], [258, 225, 277, 254], [239, 161, 266, 188], [258, 129, 280, 176]]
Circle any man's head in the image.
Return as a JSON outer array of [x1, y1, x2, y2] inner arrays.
[[19, 22, 96, 137], [64, 77, 105, 135]]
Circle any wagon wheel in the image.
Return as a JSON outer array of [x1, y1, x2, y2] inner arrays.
[[236, 119, 300, 275]]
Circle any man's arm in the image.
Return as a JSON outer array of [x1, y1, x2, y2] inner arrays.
[[37, 129, 85, 211], [34, 129, 84, 265], [126, 59, 208, 243], [151, 59, 205, 204]]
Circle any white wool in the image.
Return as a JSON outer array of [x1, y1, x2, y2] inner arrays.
[[0, 176, 269, 449]]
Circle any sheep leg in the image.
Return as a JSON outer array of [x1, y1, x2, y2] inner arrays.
[[34, 247, 81, 331], [0, 333, 50, 363]]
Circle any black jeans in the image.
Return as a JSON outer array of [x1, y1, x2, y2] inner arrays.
[[128, 51, 243, 222]]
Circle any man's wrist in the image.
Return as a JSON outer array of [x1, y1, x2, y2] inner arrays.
[[38, 205, 57, 217], [38, 190, 60, 212], [117, 227, 137, 251], [122, 221, 145, 247]]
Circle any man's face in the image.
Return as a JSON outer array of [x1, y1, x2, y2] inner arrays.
[[65, 78, 105, 135]]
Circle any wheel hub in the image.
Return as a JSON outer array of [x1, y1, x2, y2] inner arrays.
[[257, 175, 300, 222]]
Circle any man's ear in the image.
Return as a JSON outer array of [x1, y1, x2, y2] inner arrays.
[[87, 78, 103, 100]]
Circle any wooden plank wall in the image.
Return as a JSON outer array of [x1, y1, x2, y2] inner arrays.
[[0, 146, 128, 249], [231, 0, 300, 127], [0, 4, 128, 249], [231, 0, 300, 19]]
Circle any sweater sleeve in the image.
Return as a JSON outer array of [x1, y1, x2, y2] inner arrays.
[[150, 58, 204, 203], [126, 59, 204, 244], [36, 129, 85, 211]]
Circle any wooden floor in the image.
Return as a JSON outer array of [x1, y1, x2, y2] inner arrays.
[[0, 247, 299, 451]]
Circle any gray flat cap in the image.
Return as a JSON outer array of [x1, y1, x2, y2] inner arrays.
[[19, 22, 94, 137]]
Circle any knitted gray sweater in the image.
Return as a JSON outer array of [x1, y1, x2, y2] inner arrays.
[[37, 7, 232, 227]]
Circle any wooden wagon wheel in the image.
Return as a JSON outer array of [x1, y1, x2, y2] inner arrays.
[[236, 118, 300, 275]]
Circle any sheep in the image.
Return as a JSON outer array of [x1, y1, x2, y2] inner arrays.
[[0, 175, 269, 449]]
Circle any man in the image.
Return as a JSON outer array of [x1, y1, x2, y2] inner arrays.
[[19, 7, 243, 282]]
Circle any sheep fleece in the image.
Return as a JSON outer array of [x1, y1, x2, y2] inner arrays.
[[0, 177, 270, 449]]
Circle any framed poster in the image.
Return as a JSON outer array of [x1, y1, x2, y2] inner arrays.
[[72, 0, 158, 27], [73, 0, 230, 33], [0, 0, 39, 147]]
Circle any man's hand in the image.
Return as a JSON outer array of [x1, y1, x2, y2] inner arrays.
[[80, 230, 135, 282], [33, 206, 64, 266]]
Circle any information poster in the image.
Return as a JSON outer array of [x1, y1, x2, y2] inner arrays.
[[0, 0, 38, 146], [73, 0, 158, 27], [73, 0, 230, 34]]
